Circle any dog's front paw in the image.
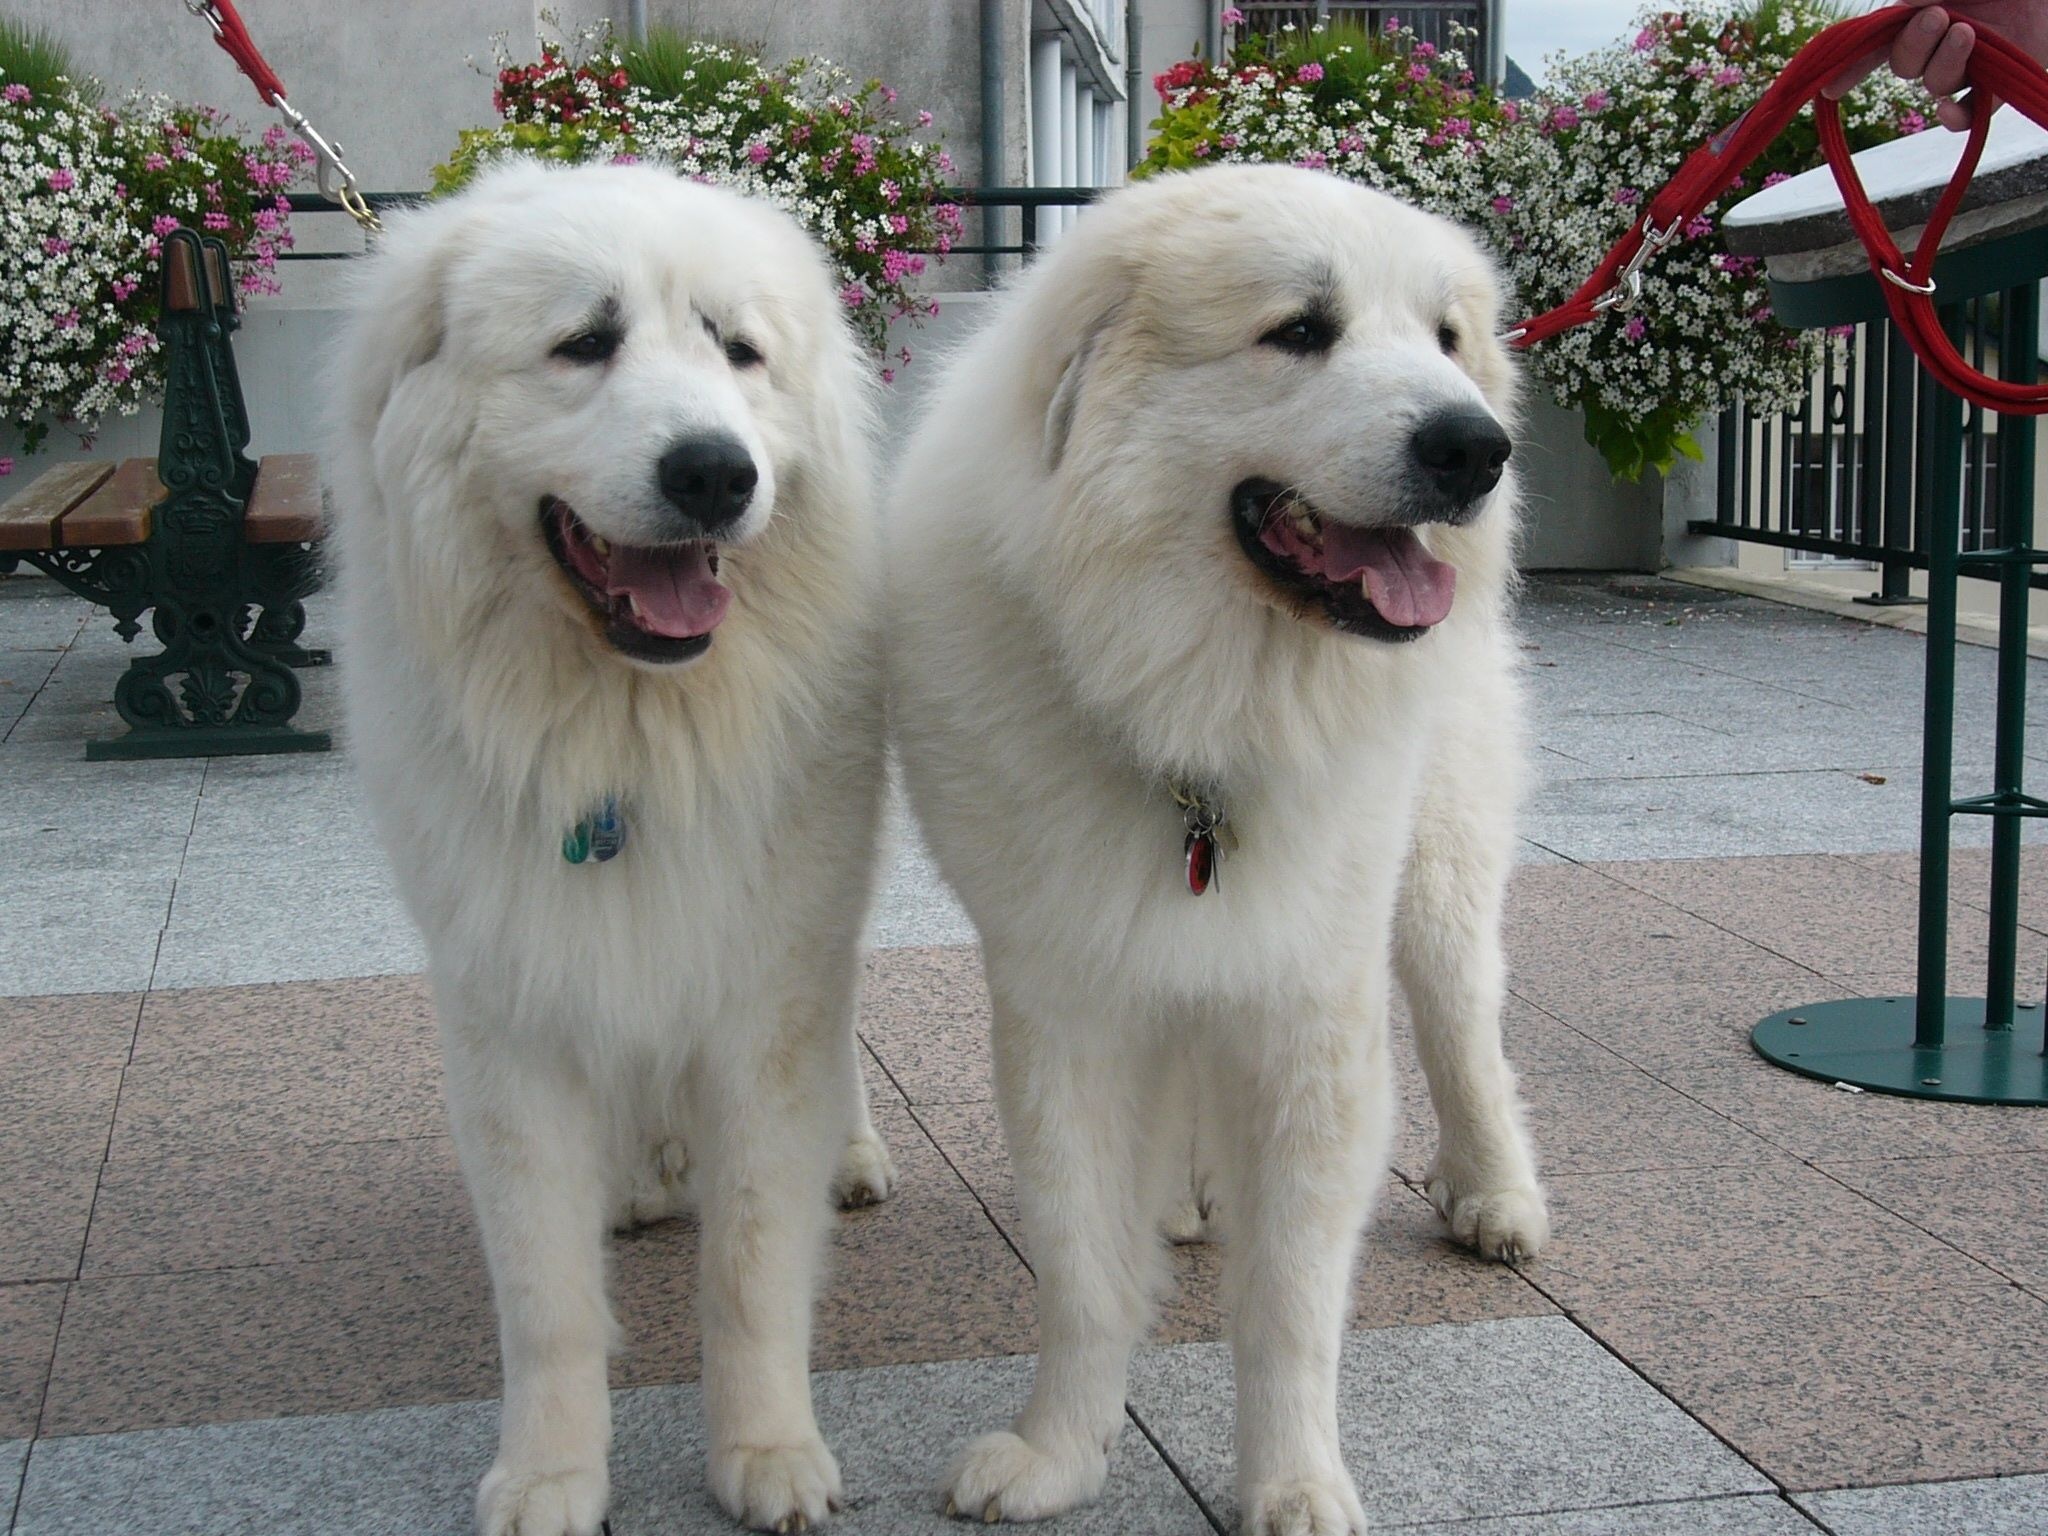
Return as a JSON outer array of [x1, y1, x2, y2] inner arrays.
[[476, 1459, 608, 1536], [833, 1127, 898, 1209], [942, 1430, 1106, 1523], [709, 1439, 843, 1532], [1424, 1166, 1549, 1264], [1241, 1476, 1367, 1536]]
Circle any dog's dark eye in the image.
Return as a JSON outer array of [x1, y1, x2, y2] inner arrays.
[[1438, 324, 1460, 355], [724, 337, 764, 368], [1260, 312, 1338, 355], [553, 328, 620, 365]]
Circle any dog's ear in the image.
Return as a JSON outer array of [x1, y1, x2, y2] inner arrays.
[[1042, 321, 1102, 471], [330, 200, 466, 445]]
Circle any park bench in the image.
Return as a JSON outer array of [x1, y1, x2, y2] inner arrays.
[[0, 229, 329, 759]]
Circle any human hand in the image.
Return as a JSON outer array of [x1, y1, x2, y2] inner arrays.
[[1822, 1, 2048, 131]]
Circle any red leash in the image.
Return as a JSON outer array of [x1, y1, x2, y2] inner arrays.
[[183, 0, 381, 232], [1509, 7, 2048, 414]]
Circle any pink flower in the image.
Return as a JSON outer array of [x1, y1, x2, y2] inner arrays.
[[1549, 106, 1579, 131], [1763, 171, 1791, 188], [0, 457, 12, 476], [610, 152, 639, 165], [1, 83, 29, 104], [112, 278, 138, 301], [1221, 6, 1245, 23], [55, 309, 80, 330], [916, 109, 932, 128], [203, 211, 232, 231], [1582, 91, 1609, 113], [1899, 109, 1928, 134], [1614, 187, 1640, 206], [1218, 133, 1241, 149], [1634, 27, 1660, 52], [888, 213, 909, 234], [1499, 100, 1520, 123], [1624, 315, 1648, 341], [881, 178, 901, 204], [1296, 151, 1328, 170], [1297, 62, 1324, 83], [881, 367, 895, 384], [745, 140, 771, 164], [105, 363, 132, 385], [1408, 62, 1430, 82], [1713, 66, 1743, 87], [46, 169, 75, 192], [1684, 214, 1714, 240], [152, 214, 180, 237], [838, 282, 866, 309], [42, 237, 70, 256], [1491, 195, 1515, 216]]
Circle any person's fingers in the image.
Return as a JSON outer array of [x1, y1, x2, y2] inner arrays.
[[1822, 51, 1885, 99], [1890, 4, 1953, 80], [1935, 91, 1975, 131], [1921, 22, 1977, 97]]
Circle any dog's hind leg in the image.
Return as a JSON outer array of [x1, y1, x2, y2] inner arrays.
[[942, 988, 1172, 1523], [831, 1014, 897, 1210], [444, 1013, 615, 1536], [1395, 689, 1549, 1264]]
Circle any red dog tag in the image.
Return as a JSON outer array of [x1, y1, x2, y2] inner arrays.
[[1185, 831, 1215, 896]]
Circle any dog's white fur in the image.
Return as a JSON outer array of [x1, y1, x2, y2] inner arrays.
[[888, 166, 1548, 1533], [330, 162, 895, 1536]]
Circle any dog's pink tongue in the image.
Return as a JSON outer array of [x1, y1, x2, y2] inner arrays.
[[1316, 523, 1456, 629], [604, 543, 730, 638]]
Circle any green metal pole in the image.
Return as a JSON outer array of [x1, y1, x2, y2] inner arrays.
[[1987, 282, 2039, 1031], [1915, 303, 1968, 1047]]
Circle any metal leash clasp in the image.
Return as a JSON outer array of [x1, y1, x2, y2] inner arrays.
[[184, 0, 381, 236], [1592, 213, 1685, 317]]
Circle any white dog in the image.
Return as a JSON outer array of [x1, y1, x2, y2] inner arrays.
[[330, 162, 896, 1536], [888, 165, 1548, 1534]]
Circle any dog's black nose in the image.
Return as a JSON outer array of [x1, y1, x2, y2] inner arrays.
[[657, 433, 757, 532], [1411, 408, 1512, 506]]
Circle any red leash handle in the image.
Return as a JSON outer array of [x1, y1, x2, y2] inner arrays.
[[189, 0, 287, 107], [1511, 8, 2048, 414]]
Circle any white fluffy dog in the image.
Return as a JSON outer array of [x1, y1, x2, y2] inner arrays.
[[888, 165, 1549, 1534], [330, 162, 896, 1536]]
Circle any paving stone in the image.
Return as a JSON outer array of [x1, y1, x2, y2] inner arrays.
[[1403, 1494, 1821, 1533], [1127, 1316, 1768, 1529], [0, 1283, 64, 1440], [1577, 1287, 2048, 1491], [1819, 1152, 2048, 1289], [15, 1356, 1209, 1536], [1798, 1472, 2048, 1535]]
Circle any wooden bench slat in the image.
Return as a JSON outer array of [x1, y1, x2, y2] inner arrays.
[[244, 454, 326, 544], [55, 458, 155, 548], [0, 462, 116, 552]]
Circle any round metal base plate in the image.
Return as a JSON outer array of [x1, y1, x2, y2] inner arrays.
[[1753, 997, 2048, 1105]]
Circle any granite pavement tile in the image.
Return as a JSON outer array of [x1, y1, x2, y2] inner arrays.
[[1508, 1062, 1779, 1176], [40, 1250, 499, 1436], [1533, 1158, 2003, 1311], [12, 1356, 1209, 1536], [0, 990, 139, 1071], [1602, 853, 2048, 994], [81, 1136, 471, 1278], [0, 1283, 64, 1441], [1129, 1316, 1767, 1530], [115, 975, 445, 1157], [1402, 1496, 1822, 1534], [0, 1164, 99, 1283], [1818, 1152, 2048, 1290], [610, 1104, 1037, 1389], [857, 945, 994, 1105], [0, 1059, 122, 1168], [1852, 846, 2048, 938], [1663, 1063, 2048, 1162], [0, 872, 174, 997], [1576, 1286, 2048, 1491], [1, 1436, 27, 1526], [1798, 1472, 2048, 1535]]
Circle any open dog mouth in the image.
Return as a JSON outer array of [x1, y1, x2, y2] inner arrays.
[[1229, 479, 1455, 642], [541, 496, 731, 664]]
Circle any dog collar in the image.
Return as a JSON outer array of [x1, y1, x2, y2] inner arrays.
[[563, 794, 627, 865], [1167, 779, 1236, 896]]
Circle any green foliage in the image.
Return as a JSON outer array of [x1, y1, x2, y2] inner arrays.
[[0, 18, 88, 103]]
